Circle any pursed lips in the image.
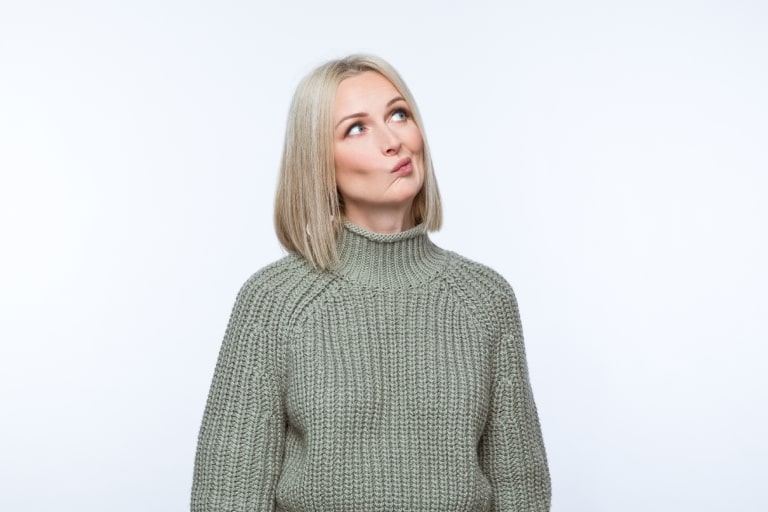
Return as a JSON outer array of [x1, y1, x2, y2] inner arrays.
[[391, 157, 412, 174]]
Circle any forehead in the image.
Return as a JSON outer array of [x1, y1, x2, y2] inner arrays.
[[333, 72, 401, 115]]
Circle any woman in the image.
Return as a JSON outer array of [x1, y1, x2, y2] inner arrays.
[[191, 54, 551, 511]]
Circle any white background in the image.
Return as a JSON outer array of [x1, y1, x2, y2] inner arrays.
[[1, 1, 766, 511]]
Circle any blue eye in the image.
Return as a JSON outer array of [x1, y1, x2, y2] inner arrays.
[[391, 108, 408, 122], [346, 122, 364, 136]]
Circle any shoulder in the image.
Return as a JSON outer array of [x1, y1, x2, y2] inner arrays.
[[232, 253, 340, 331], [238, 253, 313, 298], [441, 250, 517, 299], [439, 250, 521, 333]]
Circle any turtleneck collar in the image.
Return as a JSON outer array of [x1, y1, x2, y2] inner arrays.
[[333, 221, 446, 289]]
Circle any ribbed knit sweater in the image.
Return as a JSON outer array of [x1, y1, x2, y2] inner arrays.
[[192, 222, 551, 511]]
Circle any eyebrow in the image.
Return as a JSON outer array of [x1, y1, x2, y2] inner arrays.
[[334, 96, 406, 129]]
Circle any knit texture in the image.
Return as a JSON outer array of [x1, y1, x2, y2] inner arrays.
[[192, 222, 551, 511]]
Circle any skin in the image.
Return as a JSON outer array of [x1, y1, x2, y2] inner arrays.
[[332, 71, 425, 233]]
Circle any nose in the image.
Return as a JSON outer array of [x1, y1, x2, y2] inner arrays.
[[380, 126, 401, 156]]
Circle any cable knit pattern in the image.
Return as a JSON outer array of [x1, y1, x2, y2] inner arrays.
[[192, 222, 551, 511]]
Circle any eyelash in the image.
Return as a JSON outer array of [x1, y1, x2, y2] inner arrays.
[[391, 107, 409, 122], [346, 122, 365, 137], [344, 107, 410, 137]]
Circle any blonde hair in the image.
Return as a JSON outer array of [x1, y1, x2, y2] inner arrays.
[[274, 54, 443, 270]]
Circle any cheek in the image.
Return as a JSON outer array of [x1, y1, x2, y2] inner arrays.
[[334, 147, 371, 198], [405, 127, 424, 155], [406, 130, 425, 178], [334, 144, 368, 175], [333, 145, 347, 172]]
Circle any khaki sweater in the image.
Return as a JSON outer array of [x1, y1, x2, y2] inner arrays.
[[192, 222, 551, 511]]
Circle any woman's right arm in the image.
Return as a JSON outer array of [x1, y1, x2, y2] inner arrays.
[[191, 277, 286, 512]]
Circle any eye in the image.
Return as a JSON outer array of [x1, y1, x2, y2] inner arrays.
[[346, 122, 365, 136], [390, 108, 409, 122]]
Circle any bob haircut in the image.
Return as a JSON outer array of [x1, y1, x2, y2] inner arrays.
[[274, 54, 443, 270]]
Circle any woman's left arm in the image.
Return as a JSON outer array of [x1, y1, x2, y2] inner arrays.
[[478, 287, 551, 511]]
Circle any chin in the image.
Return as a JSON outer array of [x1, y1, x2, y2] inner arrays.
[[389, 190, 420, 206]]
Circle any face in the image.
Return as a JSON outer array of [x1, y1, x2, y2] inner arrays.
[[332, 71, 424, 227]]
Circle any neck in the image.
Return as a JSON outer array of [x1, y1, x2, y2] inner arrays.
[[335, 221, 446, 288], [342, 204, 414, 234]]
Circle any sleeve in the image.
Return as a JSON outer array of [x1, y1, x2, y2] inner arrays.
[[191, 277, 286, 512], [478, 287, 551, 511]]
